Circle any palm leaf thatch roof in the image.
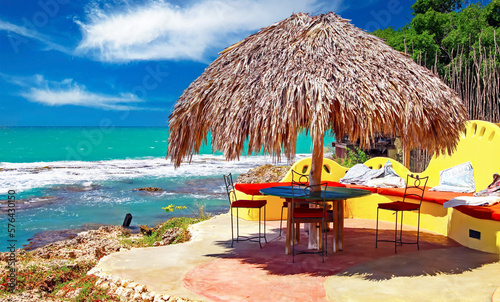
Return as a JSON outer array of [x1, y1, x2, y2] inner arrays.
[[167, 12, 467, 167]]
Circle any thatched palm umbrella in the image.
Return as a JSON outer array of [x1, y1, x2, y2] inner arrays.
[[167, 12, 467, 187]]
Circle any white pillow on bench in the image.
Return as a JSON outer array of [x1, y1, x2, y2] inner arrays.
[[430, 161, 476, 193]]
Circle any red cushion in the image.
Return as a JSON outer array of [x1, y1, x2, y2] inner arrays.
[[378, 201, 421, 211], [455, 203, 500, 221], [344, 184, 379, 193], [323, 181, 346, 188], [293, 208, 324, 218], [378, 188, 500, 221], [231, 199, 267, 208], [235, 181, 346, 196], [492, 207, 500, 220], [377, 188, 474, 205]]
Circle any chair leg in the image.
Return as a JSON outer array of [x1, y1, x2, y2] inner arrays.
[[292, 218, 295, 263], [417, 209, 421, 250], [236, 208, 240, 243], [294, 223, 300, 244], [231, 207, 234, 248], [279, 206, 284, 237], [318, 223, 323, 250], [323, 220, 327, 262], [400, 211, 404, 246], [394, 211, 398, 254], [258, 206, 262, 249], [375, 208, 379, 248], [264, 205, 267, 243]]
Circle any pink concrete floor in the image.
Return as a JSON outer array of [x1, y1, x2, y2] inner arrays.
[[182, 220, 499, 301]]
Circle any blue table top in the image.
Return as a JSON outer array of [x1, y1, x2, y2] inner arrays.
[[259, 186, 372, 200]]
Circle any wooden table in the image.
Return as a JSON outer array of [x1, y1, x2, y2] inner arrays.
[[260, 186, 371, 254]]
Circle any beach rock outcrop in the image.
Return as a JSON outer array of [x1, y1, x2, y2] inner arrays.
[[88, 267, 201, 302], [24, 225, 124, 262], [160, 227, 181, 245], [140, 225, 155, 236], [0, 219, 200, 301], [134, 187, 162, 192], [236, 164, 291, 183]]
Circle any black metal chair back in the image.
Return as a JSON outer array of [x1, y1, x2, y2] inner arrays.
[[402, 174, 429, 204], [376, 173, 430, 253], [222, 173, 267, 248], [223, 173, 236, 206], [290, 170, 328, 262]]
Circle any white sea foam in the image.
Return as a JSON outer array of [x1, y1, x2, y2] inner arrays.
[[0, 154, 310, 194]]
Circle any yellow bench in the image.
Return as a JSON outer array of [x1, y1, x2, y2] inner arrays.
[[233, 120, 500, 254]]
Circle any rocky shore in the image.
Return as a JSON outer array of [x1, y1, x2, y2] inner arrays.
[[236, 164, 290, 183], [0, 224, 201, 302], [0, 164, 285, 301]]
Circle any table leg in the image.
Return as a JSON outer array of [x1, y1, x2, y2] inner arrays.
[[308, 222, 318, 249], [331, 200, 337, 252], [340, 199, 345, 251], [295, 223, 300, 244], [286, 199, 291, 255]]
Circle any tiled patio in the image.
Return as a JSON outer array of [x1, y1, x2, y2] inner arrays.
[[96, 214, 500, 301]]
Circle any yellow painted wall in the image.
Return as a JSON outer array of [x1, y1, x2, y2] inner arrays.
[[419, 120, 500, 189], [280, 157, 348, 182], [232, 120, 500, 253]]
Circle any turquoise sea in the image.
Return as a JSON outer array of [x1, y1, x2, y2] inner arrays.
[[0, 127, 334, 251]]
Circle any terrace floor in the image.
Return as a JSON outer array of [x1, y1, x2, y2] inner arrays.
[[96, 214, 500, 301]]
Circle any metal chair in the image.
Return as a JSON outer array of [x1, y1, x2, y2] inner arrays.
[[223, 173, 267, 248], [290, 170, 328, 263], [376, 174, 429, 253]]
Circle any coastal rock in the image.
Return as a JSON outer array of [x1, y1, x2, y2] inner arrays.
[[236, 164, 291, 184], [28, 225, 124, 262], [161, 227, 181, 245], [142, 292, 154, 301], [134, 187, 163, 192], [140, 225, 155, 236], [0, 248, 26, 262], [1, 220, 205, 302]]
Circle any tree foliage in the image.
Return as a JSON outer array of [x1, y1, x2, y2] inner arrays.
[[373, 0, 500, 73], [411, 0, 464, 14]]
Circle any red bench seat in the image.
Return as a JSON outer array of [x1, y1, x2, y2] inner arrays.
[[377, 187, 500, 221], [235, 182, 500, 222], [377, 188, 474, 205]]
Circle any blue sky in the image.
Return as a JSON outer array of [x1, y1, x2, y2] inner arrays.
[[0, 0, 416, 126]]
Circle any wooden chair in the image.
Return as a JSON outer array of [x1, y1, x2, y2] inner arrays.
[[376, 174, 429, 253], [223, 173, 267, 248], [291, 170, 328, 262]]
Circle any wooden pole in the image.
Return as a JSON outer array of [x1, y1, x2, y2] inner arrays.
[[403, 146, 411, 169], [309, 134, 324, 188], [308, 133, 324, 250]]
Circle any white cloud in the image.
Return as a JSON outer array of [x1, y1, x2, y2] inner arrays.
[[76, 0, 344, 62], [0, 20, 72, 54], [5, 74, 146, 111]]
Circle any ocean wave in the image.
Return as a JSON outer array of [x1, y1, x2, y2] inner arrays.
[[0, 154, 310, 194]]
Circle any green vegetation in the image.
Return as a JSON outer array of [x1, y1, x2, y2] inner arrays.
[[57, 275, 120, 301], [120, 214, 210, 248], [1, 214, 210, 300], [333, 146, 370, 168], [0, 260, 118, 301], [373, 0, 500, 74], [163, 201, 211, 220]]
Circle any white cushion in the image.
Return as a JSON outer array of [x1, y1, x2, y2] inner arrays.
[[430, 161, 475, 193]]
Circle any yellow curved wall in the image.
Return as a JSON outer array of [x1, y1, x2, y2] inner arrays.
[[347, 120, 500, 254], [420, 120, 500, 189], [280, 157, 348, 182], [232, 120, 500, 254]]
